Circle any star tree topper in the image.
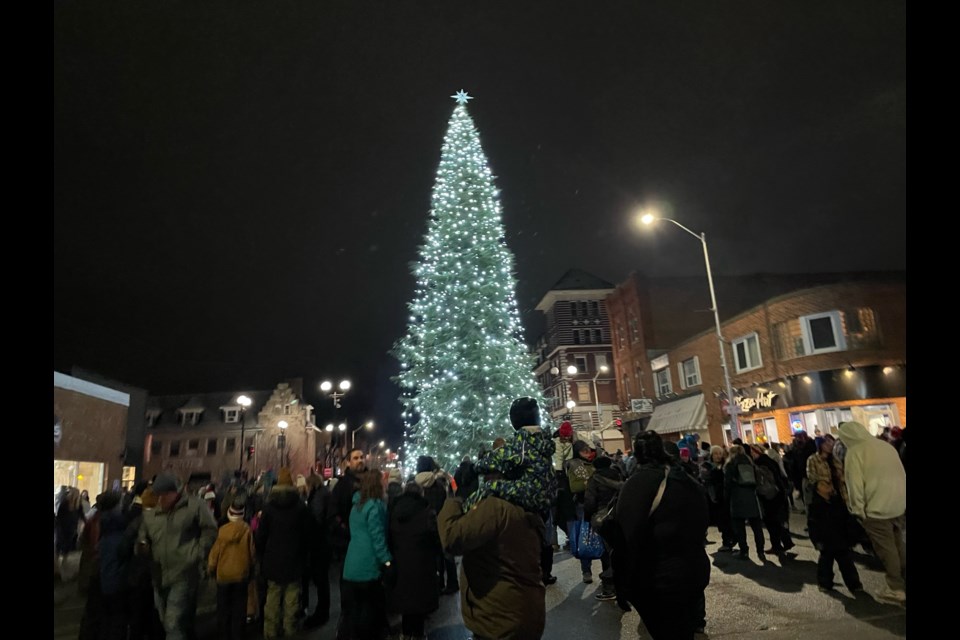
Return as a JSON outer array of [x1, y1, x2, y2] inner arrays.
[[451, 90, 474, 105]]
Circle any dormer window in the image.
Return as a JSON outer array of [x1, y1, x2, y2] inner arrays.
[[145, 409, 162, 428], [223, 408, 240, 424], [179, 409, 202, 427]]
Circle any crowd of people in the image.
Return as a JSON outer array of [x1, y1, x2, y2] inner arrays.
[[53, 404, 906, 640]]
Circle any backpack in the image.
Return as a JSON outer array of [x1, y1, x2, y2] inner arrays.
[[736, 463, 757, 487], [755, 464, 780, 500], [566, 460, 595, 494]]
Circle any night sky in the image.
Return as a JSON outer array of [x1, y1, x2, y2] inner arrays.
[[54, 0, 905, 447]]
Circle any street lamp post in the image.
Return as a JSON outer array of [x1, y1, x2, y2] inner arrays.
[[320, 379, 352, 409], [351, 420, 374, 450], [640, 211, 740, 442], [278, 420, 288, 467], [592, 365, 609, 429], [236, 395, 252, 475]]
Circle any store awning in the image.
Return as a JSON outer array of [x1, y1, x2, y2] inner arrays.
[[646, 394, 707, 435]]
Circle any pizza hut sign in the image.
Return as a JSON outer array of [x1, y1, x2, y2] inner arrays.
[[736, 391, 778, 414]]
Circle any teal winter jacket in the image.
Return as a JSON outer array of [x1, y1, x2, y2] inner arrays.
[[343, 493, 391, 582]]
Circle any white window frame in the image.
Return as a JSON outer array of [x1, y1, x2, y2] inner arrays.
[[732, 332, 763, 373], [678, 356, 701, 389], [800, 310, 847, 355], [575, 355, 588, 374], [224, 408, 240, 424], [654, 367, 672, 397], [179, 410, 201, 427]]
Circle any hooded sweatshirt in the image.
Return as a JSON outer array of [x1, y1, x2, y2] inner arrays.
[[207, 519, 255, 584], [838, 421, 906, 519]]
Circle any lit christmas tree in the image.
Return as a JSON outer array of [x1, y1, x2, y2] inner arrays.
[[393, 91, 546, 471]]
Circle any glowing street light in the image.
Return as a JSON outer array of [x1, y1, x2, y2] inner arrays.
[[638, 207, 740, 441], [592, 365, 610, 428], [277, 420, 289, 467], [236, 395, 252, 475]]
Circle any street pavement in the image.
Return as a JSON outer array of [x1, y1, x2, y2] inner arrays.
[[54, 510, 906, 639]]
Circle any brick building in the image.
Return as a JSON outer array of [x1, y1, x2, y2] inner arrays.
[[532, 269, 624, 451], [54, 372, 132, 500], [142, 379, 325, 488], [607, 272, 906, 447]]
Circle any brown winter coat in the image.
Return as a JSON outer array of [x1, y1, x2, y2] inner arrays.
[[438, 496, 545, 640], [207, 519, 255, 584]]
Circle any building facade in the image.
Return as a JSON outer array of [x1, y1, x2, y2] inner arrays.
[[142, 379, 323, 487], [608, 275, 906, 447], [532, 269, 624, 451], [54, 372, 131, 500]]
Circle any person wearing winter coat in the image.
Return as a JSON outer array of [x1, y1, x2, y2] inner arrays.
[[415, 456, 460, 596], [255, 467, 312, 639], [464, 397, 558, 516], [122, 487, 164, 640], [807, 479, 863, 593], [303, 473, 332, 629], [552, 422, 577, 551], [611, 430, 710, 640], [565, 440, 598, 583], [438, 492, 546, 640], [342, 470, 393, 640], [701, 446, 736, 551], [208, 501, 256, 640], [583, 456, 623, 601], [138, 473, 218, 640], [454, 456, 479, 499], [723, 445, 767, 562], [749, 444, 795, 557], [329, 448, 366, 561], [387, 482, 441, 640], [90, 493, 128, 640], [838, 421, 907, 603], [56, 486, 84, 557]]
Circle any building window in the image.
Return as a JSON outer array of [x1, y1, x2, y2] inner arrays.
[[575, 355, 588, 374], [570, 301, 579, 317], [590, 301, 599, 316], [595, 354, 608, 371], [629, 316, 640, 343], [622, 374, 631, 400], [577, 383, 591, 403], [733, 332, 762, 372], [573, 330, 582, 345], [283, 404, 293, 415], [772, 319, 804, 360], [145, 410, 161, 428], [169, 441, 181, 458], [151, 440, 163, 456], [654, 368, 672, 397], [801, 311, 847, 354], [224, 408, 239, 424], [225, 438, 237, 454], [592, 329, 602, 344], [207, 439, 218, 455], [186, 439, 200, 456], [679, 356, 701, 388], [179, 410, 201, 427]]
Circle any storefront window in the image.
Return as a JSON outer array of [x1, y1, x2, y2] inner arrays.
[[53, 460, 105, 501], [122, 466, 136, 491]]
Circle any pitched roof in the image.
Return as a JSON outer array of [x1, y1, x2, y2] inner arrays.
[[548, 269, 615, 292]]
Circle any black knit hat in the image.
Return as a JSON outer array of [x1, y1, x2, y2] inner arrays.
[[509, 397, 540, 430], [416, 456, 437, 474]]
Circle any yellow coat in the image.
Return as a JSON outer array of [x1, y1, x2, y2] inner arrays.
[[207, 519, 255, 584]]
